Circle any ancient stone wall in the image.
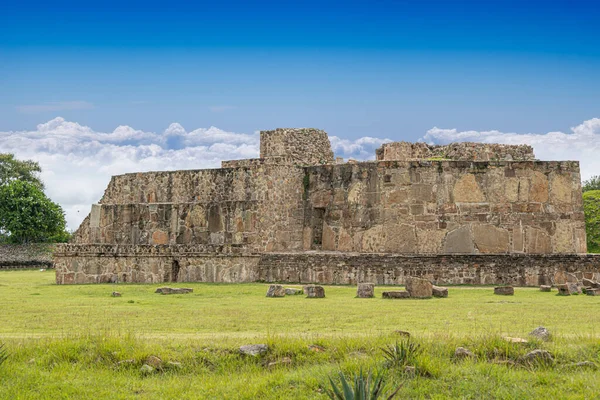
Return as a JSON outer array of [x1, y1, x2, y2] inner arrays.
[[0, 244, 55, 269], [54, 244, 259, 284], [303, 160, 586, 254], [257, 252, 600, 286], [260, 128, 334, 165], [72, 164, 307, 252], [54, 247, 600, 286], [376, 142, 535, 162]]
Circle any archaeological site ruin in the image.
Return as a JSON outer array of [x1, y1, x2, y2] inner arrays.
[[54, 128, 600, 286]]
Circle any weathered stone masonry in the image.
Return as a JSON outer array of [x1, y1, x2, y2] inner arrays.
[[55, 128, 600, 285]]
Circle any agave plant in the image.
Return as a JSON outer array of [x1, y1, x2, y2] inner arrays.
[[0, 342, 8, 366], [327, 369, 401, 400], [381, 339, 423, 368]]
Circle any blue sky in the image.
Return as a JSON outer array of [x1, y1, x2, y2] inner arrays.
[[1, 0, 600, 229], [2, 0, 599, 138]]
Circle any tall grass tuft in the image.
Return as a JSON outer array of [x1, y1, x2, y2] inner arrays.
[[381, 339, 423, 368], [327, 369, 401, 400]]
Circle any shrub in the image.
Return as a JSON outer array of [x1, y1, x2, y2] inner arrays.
[[381, 339, 423, 368], [583, 190, 600, 253], [326, 369, 400, 400]]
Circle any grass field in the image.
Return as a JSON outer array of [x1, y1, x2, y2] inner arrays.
[[1, 270, 600, 399]]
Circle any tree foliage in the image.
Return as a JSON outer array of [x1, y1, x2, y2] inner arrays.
[[583, 175, 600, 193], [0, 153, 44, 190], [583, 190, 600, 253], [0, 180, 69, 244]]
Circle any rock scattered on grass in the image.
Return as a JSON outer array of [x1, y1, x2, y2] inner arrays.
[[145, 355, 162, 369], [303, 285, 325, 298], [382, 291, 410, 299], [539, 285, 552, 292], [155, 287, 193, 295], [239, 344, 268, 356], [454, 347, 475, 359], [111, 291, 121, 297], [523, 349, 553, 364], [140, 364, 154, 374], [356, 283, 375, 298], [529, 326, 551, 341], [503, 337, 528, 344], [266, 284, 285, 297], [564, 361, 597, 369], [284, 288, 303, 295], [587, 288, 600, 296], [308, 344, 325, 352], [405, 277, 433, 298], [494, 286, 514, 296], [432, 285, 448, 298]]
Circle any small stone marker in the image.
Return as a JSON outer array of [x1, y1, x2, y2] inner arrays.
[[111, 291, 122, 297], [266, 284, 285, 297], [145, 355, 163, 369], [432, 285, 448, 298], [503, 336, 528, 344], [539, 285, 552, 292], [405, 276, 433, 298], [529, 326, 551, 341], [454, 347, 475, 359], [557, 284, 571, 296], [494, 286, 514, 295], [356, 283, 375, 298], [155, 287, 193, 295], [586, 288, 600, 296], [382, 290, 410, 299], [284, 288, 303, 295], [239, 344, 268, 356], [523, 349, 553, 364], [303, 285, 325, 298]]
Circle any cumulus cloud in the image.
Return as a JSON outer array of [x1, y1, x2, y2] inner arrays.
[[0, 117, 260, 230], [423, 118, 600, 181], [1, 117, 598, 231], [16, 101, 94, 114]]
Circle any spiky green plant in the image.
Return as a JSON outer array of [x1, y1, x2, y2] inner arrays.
[[381, 339, 423, 368], [0, 342, 8, 366], [326, 369, 401, 400]]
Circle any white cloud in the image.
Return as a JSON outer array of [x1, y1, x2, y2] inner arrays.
[[423, 118, 600, 181], [1, 117, 598, 231], [16, 101, 94, 114]]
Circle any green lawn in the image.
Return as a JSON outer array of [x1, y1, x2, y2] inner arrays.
[[1, 270, 599, 399]]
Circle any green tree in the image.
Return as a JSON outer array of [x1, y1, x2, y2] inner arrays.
[[583, 175, 600, 193], [0, 153, 44, 190], [583, 190, 600, 253], [0, 180, 69, 244]]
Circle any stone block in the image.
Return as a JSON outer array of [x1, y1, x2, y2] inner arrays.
[[586, 288, 600, 296], [356, 283, 375, 298], [382, 290, 410, 299], [303, 285, 325, 298], [539, 285, 552, 292], [405, 276, 433, 298], [266, 284, 285, 297], [494, 286, 514, 295], [155, 287, 193, 295], [582, 278, 598, 288], [432, 285, 448, 298], [284, 288, 303, 295]]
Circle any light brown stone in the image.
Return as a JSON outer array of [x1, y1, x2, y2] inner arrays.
[[405, 276, 433, 298], [453, 174, 485, 203], [151, 230, 169, 245], [473, 224, 509, 253], [444, 226, 475, 253], [356, 283, 375, 298]]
